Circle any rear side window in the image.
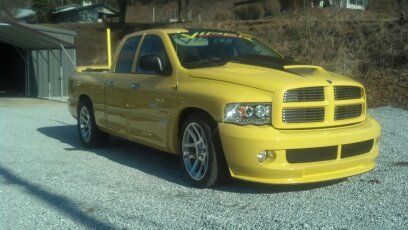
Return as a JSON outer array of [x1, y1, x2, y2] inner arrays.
[[137, 35, 170, 74], [115, 36, 141, 73]]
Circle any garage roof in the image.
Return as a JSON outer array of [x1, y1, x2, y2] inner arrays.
[[0, 19, 75, 50]]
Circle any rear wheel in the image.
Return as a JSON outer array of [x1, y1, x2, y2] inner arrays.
[[180, 113, 229, 188], [77, 98, 109, 148]]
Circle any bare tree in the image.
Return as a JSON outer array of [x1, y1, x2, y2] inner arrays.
[[278, 0, 303, 12], [184, 0, 191, 21], [177, 0, 182, 22], [278, 0, 291, 12], [117, 0, 128, 24], [32, 0, 58, 23], [396, 0, 405, 21], [263, 0, 273, 16], [169, 0, 190, 22], [312, 0, 320, 7], [0, 0, 26, 19], [0, 0, 14, 18]]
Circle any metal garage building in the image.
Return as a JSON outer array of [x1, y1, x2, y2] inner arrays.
[[0, 19, 76, 101]]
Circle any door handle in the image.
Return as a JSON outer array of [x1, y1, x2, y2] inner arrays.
[[107, 80, 116, 87], [130, 83, 141, 90]]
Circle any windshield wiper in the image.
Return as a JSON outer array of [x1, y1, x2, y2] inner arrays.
[[184, 57, 228, 68]]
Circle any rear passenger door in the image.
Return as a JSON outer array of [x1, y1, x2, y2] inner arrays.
[[105, 36, 141, 137]]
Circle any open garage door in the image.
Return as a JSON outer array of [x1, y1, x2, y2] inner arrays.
[[0, 42, 26, 97]]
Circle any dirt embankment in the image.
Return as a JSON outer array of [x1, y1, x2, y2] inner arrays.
[[54, 19, 408, 108]]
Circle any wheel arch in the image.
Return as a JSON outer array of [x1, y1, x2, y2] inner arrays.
[[178, 107, 215, 130], [78, 94, 92, 111], [176, 106, 230, 184], [170, 106, 220, 155]]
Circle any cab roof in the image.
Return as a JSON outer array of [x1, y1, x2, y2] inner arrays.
[[125, 28, 241, 37], [127, 28, 188, 37]]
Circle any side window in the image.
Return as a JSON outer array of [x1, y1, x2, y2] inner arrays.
[[137, 35, 170, 74], [115, 36, 141, 73]]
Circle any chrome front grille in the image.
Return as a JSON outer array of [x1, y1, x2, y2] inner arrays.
[[283, 87, 324, 102], [335, 104, 362, 120], [282, 108, 325, 123], [334, 86, 362, 100]]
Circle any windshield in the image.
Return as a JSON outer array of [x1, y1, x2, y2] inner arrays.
[[169, 31, 282, 69]]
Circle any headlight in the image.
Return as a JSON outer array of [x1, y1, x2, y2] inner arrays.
[[224, 103, 272, 125]]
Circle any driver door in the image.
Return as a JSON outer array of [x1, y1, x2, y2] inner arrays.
[[128, 34, 178, 150]]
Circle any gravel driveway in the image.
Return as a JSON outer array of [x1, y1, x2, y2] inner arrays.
[[0, 98, 407, 229]]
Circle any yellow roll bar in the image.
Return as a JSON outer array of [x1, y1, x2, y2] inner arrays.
[[106, 28, 112, 68]]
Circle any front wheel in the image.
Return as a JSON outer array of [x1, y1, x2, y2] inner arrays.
[[77, 98, 109, 148], [180, 113, 229, 188]]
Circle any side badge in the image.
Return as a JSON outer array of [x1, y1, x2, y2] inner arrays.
[[327, 80, 333, 84]]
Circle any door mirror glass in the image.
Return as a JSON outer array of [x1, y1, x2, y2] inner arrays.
[[139, 55, 165, 74]]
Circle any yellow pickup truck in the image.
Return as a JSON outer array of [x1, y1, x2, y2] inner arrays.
[[68, 28, 381, 188]]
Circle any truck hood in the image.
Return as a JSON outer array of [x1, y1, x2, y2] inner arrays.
[[188, 62, 362, 93]]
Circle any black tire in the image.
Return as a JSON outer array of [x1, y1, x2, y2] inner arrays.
[[77, 98, 110, 148], [179, 113, 229, 188]]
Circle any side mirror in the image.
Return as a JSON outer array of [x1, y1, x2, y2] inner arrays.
[[139, 55, 166, 74]]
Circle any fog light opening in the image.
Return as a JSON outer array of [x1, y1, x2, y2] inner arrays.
[[257, 151, 268, 162], [257, 150, 276, 162], [268, 150, 276, 161]]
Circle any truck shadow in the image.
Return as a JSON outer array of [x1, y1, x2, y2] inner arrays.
[[37, 125, 345, 194], [0, 165, 114, 229]]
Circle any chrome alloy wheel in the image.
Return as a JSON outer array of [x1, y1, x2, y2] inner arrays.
[[79, 106, 92, 143], [182, 122, 209, 181]]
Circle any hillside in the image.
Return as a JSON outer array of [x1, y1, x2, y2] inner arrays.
[[126, 0, 275, 23], [125, 0, 399, 23]]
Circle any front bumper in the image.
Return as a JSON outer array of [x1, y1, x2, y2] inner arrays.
[[218, 115, 381, 184]]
